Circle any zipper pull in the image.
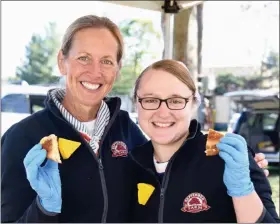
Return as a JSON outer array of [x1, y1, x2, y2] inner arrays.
[[98, 159, 103, 170], [160, 188, 164, 199]]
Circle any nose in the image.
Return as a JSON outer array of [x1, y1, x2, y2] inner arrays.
[[89, 59, 102, 76], [156, 101, 170, 117]]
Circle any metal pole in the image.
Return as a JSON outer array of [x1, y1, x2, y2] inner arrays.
[[163, 13, 174, 59], [161, 0, 180, 59]]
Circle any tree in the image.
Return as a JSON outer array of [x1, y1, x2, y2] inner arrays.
[[163, 3, 204, 79], [13, 22, 60, 85], [214, 73, 244, 95], [196, 3, 203, 75], [110, 19, 161, 96], [173, 8, 194, 70], [261, 51, 279, 76]]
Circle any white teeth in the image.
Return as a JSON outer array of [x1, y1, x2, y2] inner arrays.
[[81, 82, 100, 90], [154, 122, 173, 128]]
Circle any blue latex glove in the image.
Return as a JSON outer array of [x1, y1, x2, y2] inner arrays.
[[217, 133, 255, 197], [23, 143, 62, 213]]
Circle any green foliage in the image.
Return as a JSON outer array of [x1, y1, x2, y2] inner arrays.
[[214, 51, 279, 95], [214, 73, 244, 95], [261, 51, 279, 78], [14, 22, 60, 85], [241, 74, 264, 89], [111, 66, 135, 96], [111, 19, 161, 96]]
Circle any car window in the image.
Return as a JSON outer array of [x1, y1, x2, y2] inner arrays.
[[247, 114, 256, 126], [32, 105, 44, 113], [30, 95, 46, 113], [262, 113, 278, 131], [1, 94, 30, 113]]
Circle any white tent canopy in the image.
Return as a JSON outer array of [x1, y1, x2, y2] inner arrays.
[[105, 1, 203, 59]]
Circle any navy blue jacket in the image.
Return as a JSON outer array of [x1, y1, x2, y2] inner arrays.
[[129, 120, 280, 223], [1, 94, 147, 223]]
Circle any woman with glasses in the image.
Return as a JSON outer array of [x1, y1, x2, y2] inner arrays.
[[128, 59, 279, 223]]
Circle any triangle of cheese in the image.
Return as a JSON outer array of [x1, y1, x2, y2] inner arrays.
[[137, 183, 155, 205], [58, 138, 81, 159]]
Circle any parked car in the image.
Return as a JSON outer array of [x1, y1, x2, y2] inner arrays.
[[1, 84, 52, 136], [226, 90, 279, 165]]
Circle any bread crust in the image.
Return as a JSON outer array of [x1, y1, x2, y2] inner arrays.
[[40, 134, 62, 163], [205, 129, 224, 156]]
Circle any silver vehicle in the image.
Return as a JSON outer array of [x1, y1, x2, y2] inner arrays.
[[1, 84, 52, 136], [225, 89, 280, 165]]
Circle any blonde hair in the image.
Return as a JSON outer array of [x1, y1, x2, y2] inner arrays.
[[134, 59, 199, 103], [61, 15, 124, 63]]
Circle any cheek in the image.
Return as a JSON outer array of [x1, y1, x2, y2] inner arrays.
[[103, 70, 117, 84], [176, 109, 192, 124], [138, 109, 152, 124], [66, 62, 83, 78]]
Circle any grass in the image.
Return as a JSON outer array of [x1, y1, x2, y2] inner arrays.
[[267, 167, 280, 216]]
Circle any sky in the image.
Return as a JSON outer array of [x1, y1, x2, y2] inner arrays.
[[202, 1, 279, 68], [1, 1, 279, 78]]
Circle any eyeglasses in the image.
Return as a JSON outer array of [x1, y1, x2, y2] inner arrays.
[[137, 96, 192, 110]]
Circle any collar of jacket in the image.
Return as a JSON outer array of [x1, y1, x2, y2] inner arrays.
[[44, 88, 121, 123], [129, 119, 203, 171]]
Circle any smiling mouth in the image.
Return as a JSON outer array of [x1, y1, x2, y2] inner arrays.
[[80, 81, 102, 90], [152, 122, 175, 128]]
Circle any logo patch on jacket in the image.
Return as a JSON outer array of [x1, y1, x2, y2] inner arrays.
[[181, 192, 211, 213], [111, 141, 128, 157]]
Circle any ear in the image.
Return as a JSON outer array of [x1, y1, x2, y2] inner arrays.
[[135, 100, 139, 113], [190, 100, 200, 119], [116, 60, 122, 77], [57, 50, 67, 76], [118, 60, 122, 70]]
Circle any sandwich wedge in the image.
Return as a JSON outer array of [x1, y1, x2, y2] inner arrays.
[[205, 129, 224, 156], [40, 134, 62, 163]]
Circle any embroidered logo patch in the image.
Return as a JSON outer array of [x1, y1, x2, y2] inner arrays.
[[111, 141, 128, 157], [181, 192, 211, 213]]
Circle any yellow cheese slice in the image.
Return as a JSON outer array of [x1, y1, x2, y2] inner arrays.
[[137, 183, 155, 205], [58, 138, 81, 159]]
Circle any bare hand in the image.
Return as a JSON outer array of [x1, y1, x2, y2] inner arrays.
[[254, 153, 269, 177]]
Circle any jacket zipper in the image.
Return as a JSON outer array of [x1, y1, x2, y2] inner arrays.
[[98, 159, 108, 223], [50, 99, 121, 223], [130, 151, 185, 223], [157, 123, 198, 222], [157, 157, 174, 223], [97, 101, 121, 223]]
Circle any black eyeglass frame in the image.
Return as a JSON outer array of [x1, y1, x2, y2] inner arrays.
[[137, 95, 193, 110]]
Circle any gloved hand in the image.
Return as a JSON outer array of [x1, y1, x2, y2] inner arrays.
[[23, 143, 62, 213], [217, 133, 255, 197]]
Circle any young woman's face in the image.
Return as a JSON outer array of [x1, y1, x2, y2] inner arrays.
[[136, 69, 195, 146], [58, 28, 119, 107]]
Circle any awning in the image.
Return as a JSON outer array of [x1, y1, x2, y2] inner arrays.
[[104, 1, 203, 59]]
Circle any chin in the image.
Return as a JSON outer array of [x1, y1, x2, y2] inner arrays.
[[79, 98, 101, 107], [150, 135, 174, 145]]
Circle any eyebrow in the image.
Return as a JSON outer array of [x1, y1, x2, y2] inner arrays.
[[77, 52, 114, 59], [140, 93, 155, 97], [139, 93, 191, 98]]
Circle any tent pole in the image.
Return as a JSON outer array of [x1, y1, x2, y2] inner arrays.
[[163, 13, 174, 59], [161, 0, 180, 59]]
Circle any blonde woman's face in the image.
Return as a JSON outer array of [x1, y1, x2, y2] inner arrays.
[[58, 28, 119, 107], [136, 69, 195, 146]]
